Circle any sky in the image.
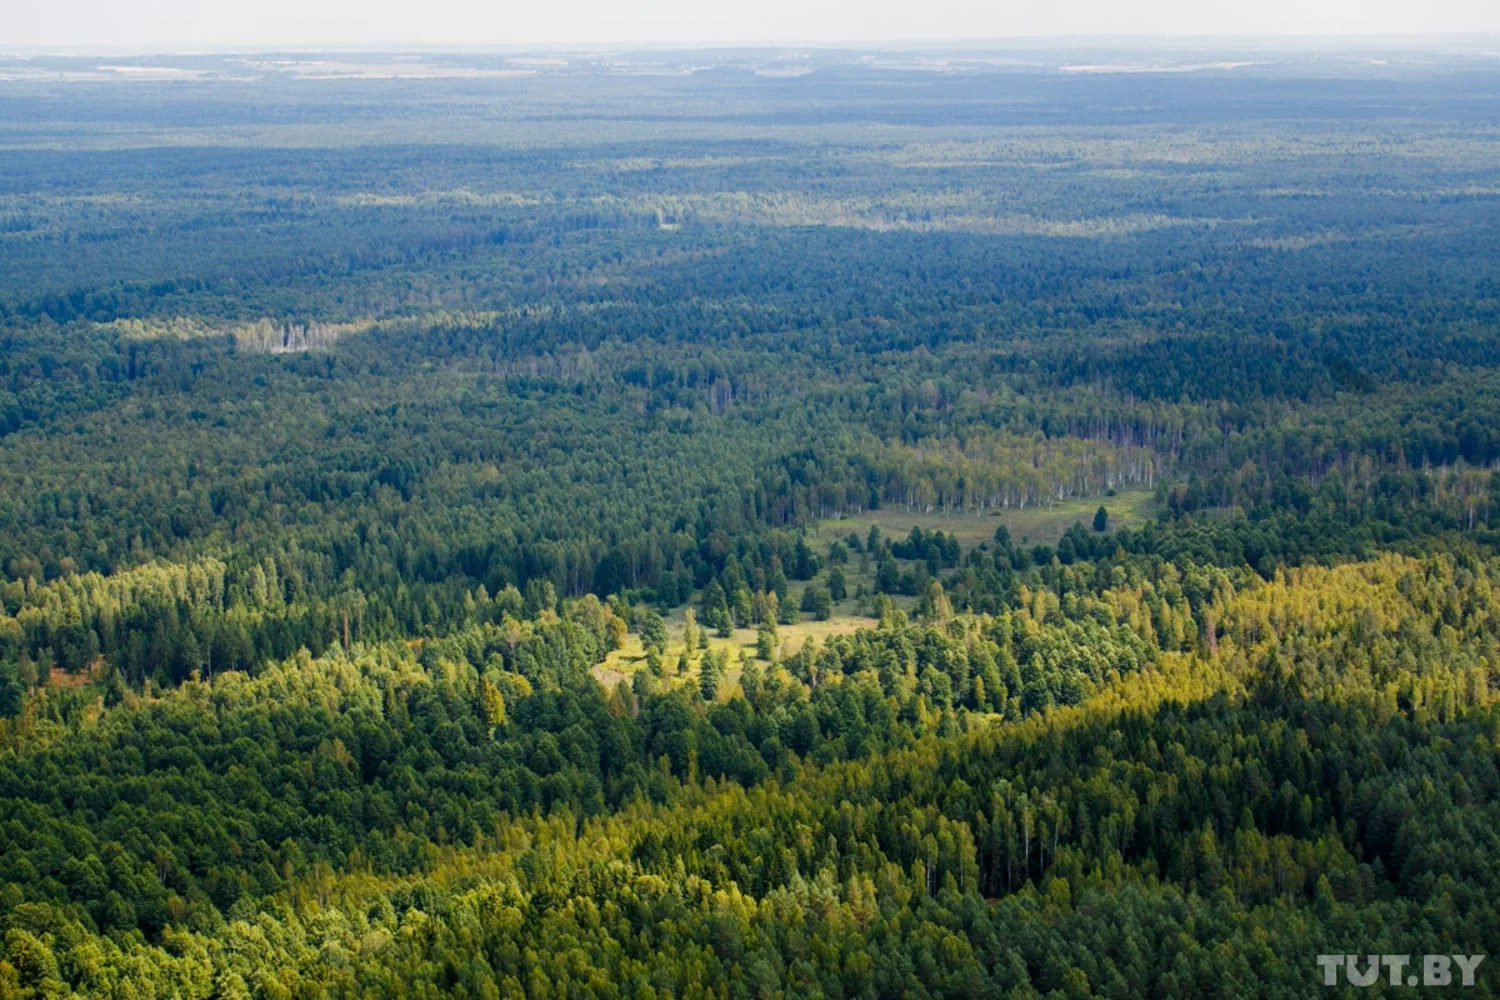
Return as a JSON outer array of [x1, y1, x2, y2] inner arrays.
[[5, 0, 1499, 50]]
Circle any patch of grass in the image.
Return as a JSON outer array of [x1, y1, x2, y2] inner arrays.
[[593, 491, 1153, 692], [812, 488, 1156, 552], [593, 607, 881, 694]]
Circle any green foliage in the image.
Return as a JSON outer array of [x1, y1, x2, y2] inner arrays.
[[0, 552, 1493, 996], [755, 620, 777, 661], [0, 50, 1498, 996], [638, 610, 667, 651], [827, 565, 847, 601], [799, 583, 832, 621]]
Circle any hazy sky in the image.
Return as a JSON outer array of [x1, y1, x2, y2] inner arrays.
[[7, 0, 1499, 50]]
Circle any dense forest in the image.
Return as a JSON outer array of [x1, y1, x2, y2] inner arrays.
[[0, 45, 1497, 997]]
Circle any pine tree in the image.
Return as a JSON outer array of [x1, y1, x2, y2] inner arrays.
[[699, 651, 722, 701], [756, 621, 778, 660], [640, 610, 667, 649]]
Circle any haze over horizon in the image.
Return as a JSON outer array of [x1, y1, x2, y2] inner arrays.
[[6, 0, 1499, 52]]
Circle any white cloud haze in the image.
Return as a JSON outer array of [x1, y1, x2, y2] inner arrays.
[[5, 0, 1498, 50]]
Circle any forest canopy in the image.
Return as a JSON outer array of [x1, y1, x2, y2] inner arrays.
[[0, 44, 1497, 998]]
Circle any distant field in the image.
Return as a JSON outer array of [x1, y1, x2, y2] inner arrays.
[[809, 488, 1157, 551]]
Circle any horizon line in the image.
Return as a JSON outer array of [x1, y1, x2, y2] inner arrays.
[[6, 32, 1500, 58]]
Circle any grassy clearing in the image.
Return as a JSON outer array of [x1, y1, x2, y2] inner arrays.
[[592, 490, 1156, 694], [809, 488, 1156, 552], [592, 608, 878, 691]]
